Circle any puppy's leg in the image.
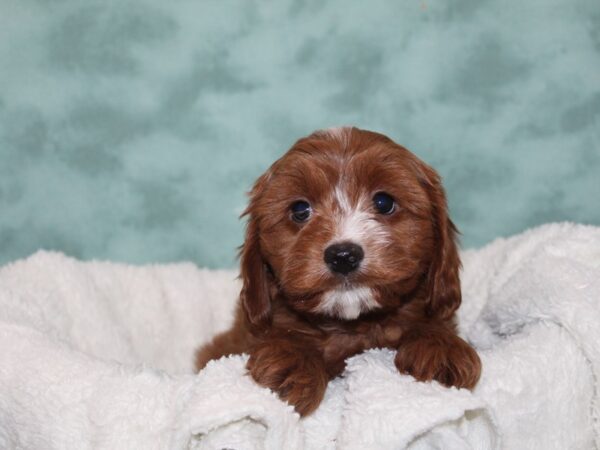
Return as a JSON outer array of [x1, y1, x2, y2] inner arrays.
[[394, 324, 481, 389], [247, 337, 328, 416], [195, 325, 251, 371]]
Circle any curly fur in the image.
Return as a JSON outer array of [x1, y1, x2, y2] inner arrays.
[[196, 127, 481, 416]]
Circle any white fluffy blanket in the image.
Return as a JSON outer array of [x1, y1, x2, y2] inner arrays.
[[1, 223, 599, 449]]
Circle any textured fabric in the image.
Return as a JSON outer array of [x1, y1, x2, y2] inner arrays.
[[1, 1, 599, 268], [0, 222, 599, 449]]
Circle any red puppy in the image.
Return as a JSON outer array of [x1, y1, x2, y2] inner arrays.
[[196, 127, 481, 416]]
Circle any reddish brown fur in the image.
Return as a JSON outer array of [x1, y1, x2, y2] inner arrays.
[[195, 127, 481, 416]]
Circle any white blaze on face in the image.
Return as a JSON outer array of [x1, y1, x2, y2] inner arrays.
[[318, 286, 379, 320], [322, 126, 351, 149], [316, 189, 387, 320], [314, 132, 388, 319], [332, 187, 389, 247]]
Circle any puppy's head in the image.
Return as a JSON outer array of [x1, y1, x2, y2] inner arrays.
[[240, 127, 460, 328]]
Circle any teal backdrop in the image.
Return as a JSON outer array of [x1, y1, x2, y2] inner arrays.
[[1, 0, 599, 268]]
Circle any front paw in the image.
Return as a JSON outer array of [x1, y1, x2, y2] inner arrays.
[[247, 341, 328, 416], [394, 331, 481, 389]]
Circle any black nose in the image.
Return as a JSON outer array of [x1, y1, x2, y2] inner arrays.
[[324, 242, 364, 275]]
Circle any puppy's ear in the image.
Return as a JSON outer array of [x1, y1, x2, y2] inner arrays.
[[239, 173, 273, 330], [415, 162, 462, 320]]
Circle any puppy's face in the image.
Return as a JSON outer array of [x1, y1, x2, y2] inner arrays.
[[241, 127, 460, 324]]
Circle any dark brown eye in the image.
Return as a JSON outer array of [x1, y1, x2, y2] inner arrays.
[[290, 200, 311, 222], [373, 192, 396, 214]]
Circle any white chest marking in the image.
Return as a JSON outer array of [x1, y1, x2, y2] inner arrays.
[[317, 286, 380, 320]]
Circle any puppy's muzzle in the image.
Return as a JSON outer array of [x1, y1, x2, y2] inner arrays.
[[324, 242, 364, 275]]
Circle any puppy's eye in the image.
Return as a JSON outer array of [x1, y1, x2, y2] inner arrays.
[[373, 192, 396, 215], [290, 200, 311, 223]]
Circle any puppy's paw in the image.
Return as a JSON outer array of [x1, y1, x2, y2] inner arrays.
[[394, 330, 481, 389], [247, 341, 328, 416]]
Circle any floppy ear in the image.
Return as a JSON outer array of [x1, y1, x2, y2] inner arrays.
[[239, 173, 273, 330], [416, 162, 462, 320]]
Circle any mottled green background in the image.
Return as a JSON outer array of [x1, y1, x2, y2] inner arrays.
[[1, 0, 599, 268]]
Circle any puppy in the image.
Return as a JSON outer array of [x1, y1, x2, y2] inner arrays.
[[196, 127, 481, 416]]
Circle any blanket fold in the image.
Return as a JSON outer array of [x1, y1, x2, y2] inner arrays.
[[329, 349, 497, 450], [0, 222, 599, 449]]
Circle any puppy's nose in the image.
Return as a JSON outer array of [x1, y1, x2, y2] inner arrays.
[[324, 242, 364, 275]]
